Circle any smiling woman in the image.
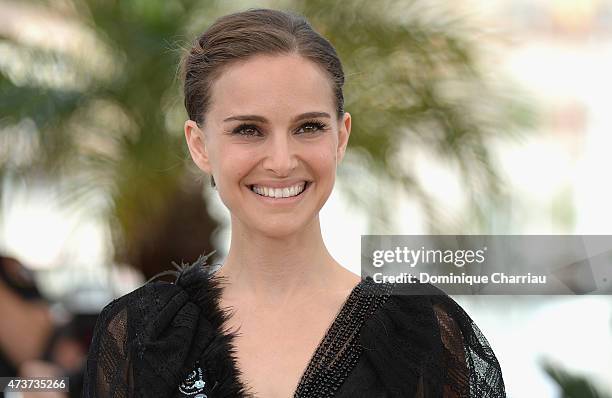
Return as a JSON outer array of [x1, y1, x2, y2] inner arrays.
[[82, 7, 507, 398], [184, 52, 348, 240]]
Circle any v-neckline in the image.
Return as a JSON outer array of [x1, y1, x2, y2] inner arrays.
[[292, 278, 365, 397], [212, 274, 367, 398]]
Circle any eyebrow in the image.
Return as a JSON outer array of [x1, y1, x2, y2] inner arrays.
[[223, 111, 331, 124]]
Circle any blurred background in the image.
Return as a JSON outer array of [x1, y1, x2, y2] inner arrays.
[[1, 0, 611, 397]]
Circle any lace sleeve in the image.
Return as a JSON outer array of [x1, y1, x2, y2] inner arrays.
[[328, 279, 507, 397], [432, 297, 506, 398], [82, 299, 134, 398]]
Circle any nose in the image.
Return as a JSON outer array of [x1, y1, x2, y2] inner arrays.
[[262, 131, 298, 177]]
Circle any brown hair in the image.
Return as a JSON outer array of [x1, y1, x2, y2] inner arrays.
[[180, 8, 346, 188]]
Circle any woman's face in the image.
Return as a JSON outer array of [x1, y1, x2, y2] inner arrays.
[[185, 54, 351, 238]]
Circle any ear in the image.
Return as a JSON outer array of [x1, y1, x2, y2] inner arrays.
[[336, 112, 352, 164], [184, 120, 212, 174]]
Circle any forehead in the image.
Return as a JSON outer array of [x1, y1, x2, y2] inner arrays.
[[208, 54, 335, 119]]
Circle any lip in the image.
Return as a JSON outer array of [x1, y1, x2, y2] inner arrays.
[[247, 181, 312, 204]]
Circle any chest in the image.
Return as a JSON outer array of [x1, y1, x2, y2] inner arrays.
[[222, 305, 340, 398]]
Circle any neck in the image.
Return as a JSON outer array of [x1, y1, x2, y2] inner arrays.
[[215, 214, 351, 308]]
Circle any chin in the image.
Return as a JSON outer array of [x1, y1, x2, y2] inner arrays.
[[251, 217, 311, 239]]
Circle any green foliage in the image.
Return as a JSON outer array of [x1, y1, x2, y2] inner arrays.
[[542, 360, 611, 398]]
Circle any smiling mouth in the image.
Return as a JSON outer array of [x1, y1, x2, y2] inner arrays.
[[248, 181, 312, 199]]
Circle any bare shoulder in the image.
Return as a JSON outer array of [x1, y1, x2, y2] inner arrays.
[[334, 264, 362, 291]]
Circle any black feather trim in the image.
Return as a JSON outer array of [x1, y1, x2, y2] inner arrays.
[[171, 251, 256, 398]]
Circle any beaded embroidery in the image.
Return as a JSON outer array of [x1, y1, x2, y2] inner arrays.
[[293, 277, 394, 397]]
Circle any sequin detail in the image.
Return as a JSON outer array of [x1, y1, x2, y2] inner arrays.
[[178, 361, 208, 397]]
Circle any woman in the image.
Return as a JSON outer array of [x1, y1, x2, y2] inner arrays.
[[83, 8, 506, 398]]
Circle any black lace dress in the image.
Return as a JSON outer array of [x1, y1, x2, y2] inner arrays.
[[82, 254, 506, 398]]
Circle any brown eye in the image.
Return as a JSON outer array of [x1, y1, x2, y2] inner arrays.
[[232, 124, 262, 136], [296, 121, 327, 135]]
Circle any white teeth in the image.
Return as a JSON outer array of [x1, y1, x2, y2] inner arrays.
[[251, 182, 307, 198]]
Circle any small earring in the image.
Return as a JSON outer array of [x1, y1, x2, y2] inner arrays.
[[210, 175, 216, 189]]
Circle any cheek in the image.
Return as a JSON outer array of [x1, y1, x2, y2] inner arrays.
[[214, 154, 251, 210], [214, 147, 257, 188], [309, 143, 337, 179]]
